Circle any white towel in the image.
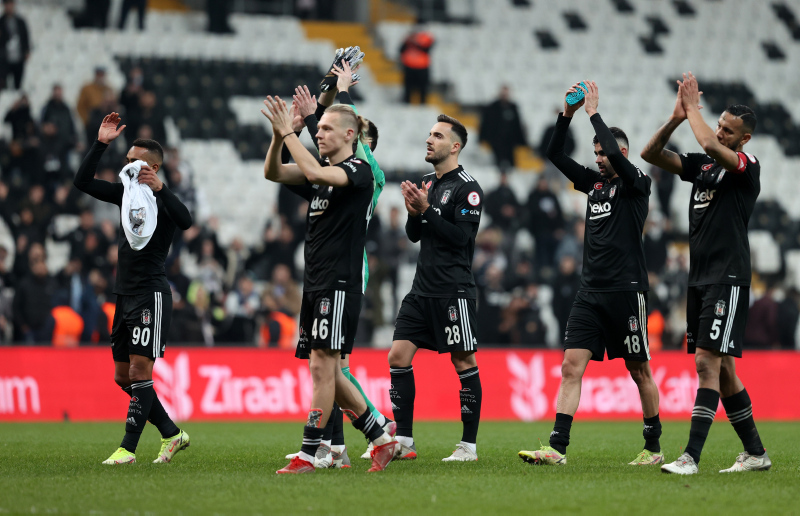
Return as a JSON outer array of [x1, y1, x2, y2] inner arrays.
[[119, 160, 158, 251]]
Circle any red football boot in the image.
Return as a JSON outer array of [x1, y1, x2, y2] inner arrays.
[[276, 456, 315, 474], [367, 441, 400, 472]]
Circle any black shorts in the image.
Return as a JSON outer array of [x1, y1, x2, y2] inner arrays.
[[687, 284, 749, 358], [564, 290, 650, 362], [392, 293, 477, 353], [296, 289, 362, 359], [111, 292, 172, 362]]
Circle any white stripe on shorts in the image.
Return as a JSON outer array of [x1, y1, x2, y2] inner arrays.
[[638, 292, 651, 360], [721, 286, 739, 354]]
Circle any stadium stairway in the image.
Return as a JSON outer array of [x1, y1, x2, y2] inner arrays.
[[301, 21, 402, 85]]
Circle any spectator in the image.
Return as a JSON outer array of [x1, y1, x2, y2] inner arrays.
[[224, 237, 249, 289], [479, 85, 527, 171], [13, 254, 56, 343], [246, 223, 298, 281], [643, 216, 670, 275], [778, 288, 800, 350], [85, 90, 119, 147], [206, 0, 232, 34], [744, 285, 781, 349], [538, 109, 576, 158], [221, 273, 260, 343], [77, 67, 114, 125], [647, 143, 679, 217], [526, 176, 565, 275], [555, 219, 584, 271], [118, 0, 147, 30], [500, 284, 547, 346], [0, 0, 30, 91], [41, 84, 79, 175], [4, 93, 32, 139], [484, 172, 521, 236], [71, 0, 110, 29], [399, 24, 434, 104], [19, 185, 53, 235], [262, 263, 301, 316], [125, 90, 166, 147], [477, 263, 512, 345], [163, 147, 199, 217], [551, 254, 580, 338], [379, 206, 409, 316], [54, 257, 100, 342]]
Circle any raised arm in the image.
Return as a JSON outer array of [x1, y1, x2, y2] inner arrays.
[[293, 85, 320, 153], [263, 95, 349, 187], [681, 72, 742, 172], [546, 85, 600, 192], [262, 97, 308, 185], [640, 82, 694, 175], [73, 112, 126, 205]]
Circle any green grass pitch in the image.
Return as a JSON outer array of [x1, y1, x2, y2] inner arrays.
[[1, 421, 798, 515]]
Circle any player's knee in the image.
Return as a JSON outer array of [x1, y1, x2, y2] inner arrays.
[[450, 352, 476, 371], [388, 343, 412, 368], [127, 364, 151, 383], [114, 374, 131, 388], [625, 362, 651, 385], [560, 360, 583, 381], [694, 355, 718, 380]]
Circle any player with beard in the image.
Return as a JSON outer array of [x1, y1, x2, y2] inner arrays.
[[389, 114, 484, 462], [262, 94, 398, 474], [641, 73, 769, 475], [518, 82, 662, 467]]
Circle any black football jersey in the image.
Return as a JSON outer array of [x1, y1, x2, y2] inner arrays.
[[547, 113, 651, 292], [574, 172, 651, 291], [679, 151, 760, 286], [408, 166, 482, 299], [286, 155, 374, 293], [73, 141, 193, 296]]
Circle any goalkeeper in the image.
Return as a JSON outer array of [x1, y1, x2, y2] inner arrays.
[[283, 56, 392, 468]]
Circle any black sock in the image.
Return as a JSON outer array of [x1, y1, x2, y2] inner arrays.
[[321, 403, 336, 442], [721, 389, 765, 456], [121, 385, 178, 438], [458, 367, 481, 444], [350, 409, 384, 442], [300, 409, 325, 458], [147, 395, 180, 439], [390, 365, 415, 439], [549, 413, 573, 455], [331, 403, 345, 446], [685, 388, 720, 463], [643, 414, 662, 453], [120, 380, 156, 453]]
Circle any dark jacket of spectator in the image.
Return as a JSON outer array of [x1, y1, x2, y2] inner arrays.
[[480, 86, 527, 171], [13, 259, 56, 342]]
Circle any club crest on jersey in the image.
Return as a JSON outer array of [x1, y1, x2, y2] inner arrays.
[[702, 163, 713, 171], [594, 182, 603, 190], [441, 189, 452, 205], [448, 306, 458, 322], [468, 191, 481, 206], [715, 300, 726, 317], [141, 309, 152, 325], [609, 186, 617, 198], [319, 298, 331, 316], [628, 316, 638, 332]]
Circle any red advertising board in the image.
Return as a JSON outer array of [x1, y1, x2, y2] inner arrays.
[[1, 348, 798, 422]]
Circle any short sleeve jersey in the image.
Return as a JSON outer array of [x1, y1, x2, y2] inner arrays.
[[679, 151, 760, 286], [287, 155, 374, 293], [410, 166, 483, 299], [572, 167, 651, 292]]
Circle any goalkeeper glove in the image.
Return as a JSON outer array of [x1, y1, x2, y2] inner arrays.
[[319, 46, 366, 92]]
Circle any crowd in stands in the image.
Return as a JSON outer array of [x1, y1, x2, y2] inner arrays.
[[1, 4, 798, 351]]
